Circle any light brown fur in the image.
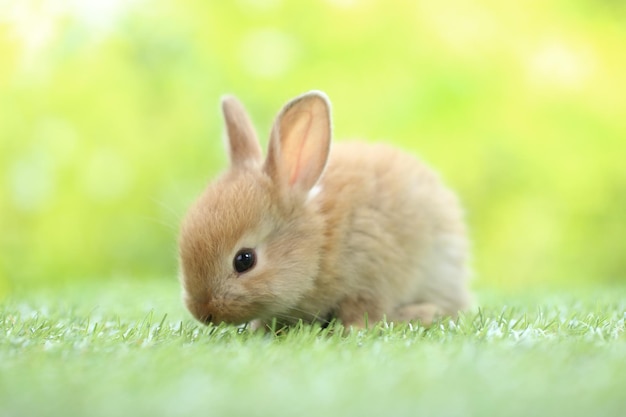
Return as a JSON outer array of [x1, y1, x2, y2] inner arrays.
[[178, 91, 471, 328]]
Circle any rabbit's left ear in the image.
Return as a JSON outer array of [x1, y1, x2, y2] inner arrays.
[[222, 95, 263, 169], [265, 91, 332, 194]]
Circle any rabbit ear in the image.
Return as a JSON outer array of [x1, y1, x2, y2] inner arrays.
[[265, 91, 331, 194], [222, 95, 263, 169]]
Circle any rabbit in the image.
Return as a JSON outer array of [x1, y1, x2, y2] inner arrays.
[[178, 90, 471, 329]]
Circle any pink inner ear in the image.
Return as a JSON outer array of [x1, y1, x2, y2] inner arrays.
[[287, 111, 313, 186]]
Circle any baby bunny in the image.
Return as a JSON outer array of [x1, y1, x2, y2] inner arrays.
[[179, 91, 471, 328]]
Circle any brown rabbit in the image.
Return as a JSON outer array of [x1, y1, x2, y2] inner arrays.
[[178, 91, 471, 328]]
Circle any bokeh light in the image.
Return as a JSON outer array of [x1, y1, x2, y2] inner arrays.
[[1, 0, 625, 294]]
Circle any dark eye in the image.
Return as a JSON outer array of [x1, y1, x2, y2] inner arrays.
[[233, 248, 256, 274]]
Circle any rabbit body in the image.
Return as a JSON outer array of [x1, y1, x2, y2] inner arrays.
[[179, 91, 470, 328]]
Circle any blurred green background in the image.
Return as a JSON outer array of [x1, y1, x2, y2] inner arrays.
[[1, 0, 625, 295]]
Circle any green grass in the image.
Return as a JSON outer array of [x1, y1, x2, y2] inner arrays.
[[1, 280, 625, 417]]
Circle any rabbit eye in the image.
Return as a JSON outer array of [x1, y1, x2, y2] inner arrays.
[[233, 248, 256, 274]]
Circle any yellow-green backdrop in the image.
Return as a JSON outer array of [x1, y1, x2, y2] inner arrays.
[[1, 0, 625, 294]]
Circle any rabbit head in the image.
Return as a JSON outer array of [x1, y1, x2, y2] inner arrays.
[[179, 92, 332, 325]]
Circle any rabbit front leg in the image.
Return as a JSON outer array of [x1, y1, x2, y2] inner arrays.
[[336, 295, 385, 328], [338, 297, 442, 328], [390, 303, 441, 327]]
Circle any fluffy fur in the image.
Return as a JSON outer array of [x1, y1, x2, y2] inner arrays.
[[178, 91, 471, 328]]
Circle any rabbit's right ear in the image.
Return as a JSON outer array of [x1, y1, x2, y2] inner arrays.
[[221, 96, 263, 169], [265, 91, 331, 195]]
